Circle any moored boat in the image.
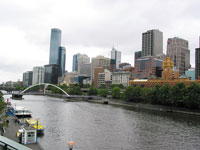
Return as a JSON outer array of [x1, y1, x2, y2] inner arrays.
[[14, 106, 32, 117], [25, 119, 44, 135]]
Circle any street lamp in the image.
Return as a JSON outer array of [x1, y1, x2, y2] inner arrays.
[[67, 141, 75, 150]]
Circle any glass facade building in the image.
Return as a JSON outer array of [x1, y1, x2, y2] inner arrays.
[[111, 47, 121, 69], [58, 46, 66, 75], [72, 53, 81, 72], [49, 28, 61, 64], [44, 64, 62, 84], [23, 71, 33, 87], [32, 66, 44, 85]]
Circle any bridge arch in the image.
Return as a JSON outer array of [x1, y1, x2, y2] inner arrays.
[[20, 83, 70, 96]]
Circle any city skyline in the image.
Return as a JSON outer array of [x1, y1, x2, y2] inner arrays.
[[0, 0, 200, 83]]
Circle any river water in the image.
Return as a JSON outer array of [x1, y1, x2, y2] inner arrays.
[[4, 95, 200, 150]]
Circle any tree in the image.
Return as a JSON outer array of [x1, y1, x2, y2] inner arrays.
[[69, 86, 82, 95], [148, 84, 161, 104], [159, 84, 172, 105], [98, 88, 108, 97], [170, 83, 186, 107], [184, 82, 200, 108], [112, 87, 121, 99], [88, 86, 98, 95]]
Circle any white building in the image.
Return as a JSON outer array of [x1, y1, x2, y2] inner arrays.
[[78, 54, 90, 73], [32, 66, 44, 85], [111, 47, 121, 69], [112, 72, 130, 87], [98, 69, 112, 87]]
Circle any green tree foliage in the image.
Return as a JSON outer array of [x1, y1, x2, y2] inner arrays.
[[88, 86, 98, 95], [69, 86, 82, 95], [148, 84, 161, 104], [112, 87, 121, 99], [170, 83, 186, 107], [184, 82, 200, 108], [159, 84, 172, 105], [111, 84, 124, 89], [0, 91, 6, 113], [140, 87, 150, 102], [124, 86, 142, 102], [98, 88, 108, 97]]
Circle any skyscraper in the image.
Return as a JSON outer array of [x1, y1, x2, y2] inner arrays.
[[44, 64, 62, 84], [72, 53, 81, 72], [32, 66, 44, 85], [58, 46, 66, 75], [142, 29, 163, 57], [49, 28, 61, 64], [23, 71, 33, 87], [167, 37, 190, 75], [111, 47, 121, 69], [78, 54, 90, 73], [195, 37, 200, 79]]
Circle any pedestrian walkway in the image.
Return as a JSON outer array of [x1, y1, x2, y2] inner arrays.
[[2, 116, 43, 150]]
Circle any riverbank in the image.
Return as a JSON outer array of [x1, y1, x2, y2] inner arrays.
[[85, 98, 200, 116], [2, 116, 44, 150]]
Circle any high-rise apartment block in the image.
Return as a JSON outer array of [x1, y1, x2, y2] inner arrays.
[[142, 29, 163, 57], [32, 66, 44, 85], [111, 47, 121, 69], [23, 71, 33, 87], [167, 37, 190, 75]]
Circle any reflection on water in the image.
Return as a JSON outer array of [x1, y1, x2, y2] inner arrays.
[[5, 95, 200, 150]]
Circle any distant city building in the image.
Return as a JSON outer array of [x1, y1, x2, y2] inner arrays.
[[72, 53, 81, 72], [134, 51, 142, 65], [44, 64, 62, 84], [58, 46, 66, 75], [185, 68, 195, 80], [78, 54, 90, 73], [79, 63, 91, 77], [167, 37, 190, 75], [133, 56, 163, 79], [98, 69, 112, 87], [142, 29, 163, 57], [119, 63, 131, 70], [74, 75, 90, 84], [111, 47, 121, 69], [195, 48, 200, 79], [58, 72, 79, 86], [94, 67, 104, 87], [49, 28, 61, 65], [112, 72, 130, 87], [91, 56, 110, 84], [32, 66, 44, 85], [23, 71, 33, 87]]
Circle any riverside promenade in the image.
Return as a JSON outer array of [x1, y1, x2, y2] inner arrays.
[[3, 116, 43, 150]]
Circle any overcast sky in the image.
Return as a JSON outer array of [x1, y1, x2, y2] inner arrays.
[[0, 0, 200, 83]]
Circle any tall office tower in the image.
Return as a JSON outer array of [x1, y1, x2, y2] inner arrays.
[[91, 56, 110, 84], [44, 64, 62, 84], [78, 54, 90, 73], [167, 37, 190, 75], [49, 28, 61, 64], [195, 37, 200, 79], [111, 47, 121, 69], [134, 51, 142, 65], [23, 71, 33, 87], [142, 29, 163, 57], [72, 53, 81, 72], [32, 66, 44, 85], [58, 46, 66, 75]]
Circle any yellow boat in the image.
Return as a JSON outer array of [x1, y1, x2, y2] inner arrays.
[[26, 119, 44, 135]]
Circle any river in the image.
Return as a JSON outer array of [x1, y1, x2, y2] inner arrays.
[[4, 95, 200, 150]]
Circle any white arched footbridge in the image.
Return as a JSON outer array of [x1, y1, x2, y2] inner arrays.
[[20, 83, 70, 96]]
